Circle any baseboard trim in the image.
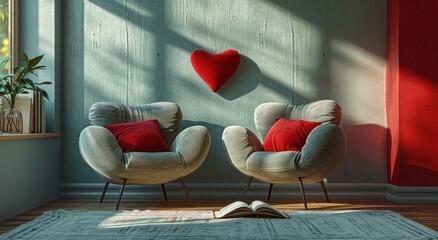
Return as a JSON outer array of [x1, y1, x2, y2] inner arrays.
[[59, 182, 386, 200], [386, 184, 438, 203]]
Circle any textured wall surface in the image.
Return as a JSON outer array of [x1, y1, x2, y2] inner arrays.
[[387, 0, 438, 186], [62, 0, 387, 184]]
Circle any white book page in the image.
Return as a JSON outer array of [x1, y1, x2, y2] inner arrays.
[[249, 200, 277, 212], [250, 200, 287, 218], [215, 201, 252, 218], [220, 201, 249, 215]]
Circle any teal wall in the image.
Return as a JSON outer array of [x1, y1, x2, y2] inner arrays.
[[0, 0, 61, 221], [0, 138, 59, 221], [61, 0, 387, 184]]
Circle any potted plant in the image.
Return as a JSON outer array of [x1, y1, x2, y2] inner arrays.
[[0, 53, 51, 133]]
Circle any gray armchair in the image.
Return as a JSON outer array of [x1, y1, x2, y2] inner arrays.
[[79, 102, 211, 209], [222, 100, 346, 209]]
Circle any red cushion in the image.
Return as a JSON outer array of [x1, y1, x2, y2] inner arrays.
[[263, 119, 321, 152], [190, 49, 240, 92], [104, 119, 169, 153]]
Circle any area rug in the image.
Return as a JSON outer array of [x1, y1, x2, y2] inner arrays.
[[1, 210, 437, 239]]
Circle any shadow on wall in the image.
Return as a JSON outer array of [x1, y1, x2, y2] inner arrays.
[[180, 120, 248, 183], [181, 121, 388, 184], [392, 164, 438, 187], [328, 124, 387, 183], [87, 0, 313, 105], [88, 0, 204, 51], [61, 0, 92, 182], [217, 55, 261, 100], [217, 53, 312, 104], [217, 53, 313, 104], [387, 129, 438, 186], [60, 0, 387, 185], [268, 0, 386, 58]]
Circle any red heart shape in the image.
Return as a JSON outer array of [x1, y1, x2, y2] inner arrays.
[[190, 49, 240, 92]]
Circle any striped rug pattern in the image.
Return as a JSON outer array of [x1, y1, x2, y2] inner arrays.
[[1, 209, 437, 239]]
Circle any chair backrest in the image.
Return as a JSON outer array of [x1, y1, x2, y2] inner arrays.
[[88, 102, 182, 147], [254, 100, 342, 141]]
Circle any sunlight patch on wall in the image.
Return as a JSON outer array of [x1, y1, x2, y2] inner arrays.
[[88, 0, 155, 19], [162, 0, 322, 104], [329, 39, 386, 126], [84, 0, 161, 115]]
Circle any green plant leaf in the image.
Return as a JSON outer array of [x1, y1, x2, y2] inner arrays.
[[13, 66, 24, 75], [27, 54, 45, 69], [23, 78, 36, 85], [0, 52, 51, 102], [32, 65, 46, 70], [35, 81, 52, 85], [30, 66, 47, 75], [18, 82, 27, 88], [38, 89, 50, 100], [1, 73, 14, 81], [0, 56, 10, 69], [23, 52, 29, 65]]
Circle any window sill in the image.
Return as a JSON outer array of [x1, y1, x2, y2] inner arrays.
[[0, 133, 60, 141]]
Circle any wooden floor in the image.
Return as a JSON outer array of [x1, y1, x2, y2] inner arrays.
[[1, 198, 437, 234]]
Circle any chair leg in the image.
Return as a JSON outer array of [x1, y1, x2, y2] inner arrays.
[[100, 181, 109, 203], [267, 183, 273, 201], [115, 179, 127, 210], [320, 181, 330, 203], [298, 177, 308, 210], [241, 177, 254, 200], [179, 178, 193, 207], [161, 184, 168, 202]]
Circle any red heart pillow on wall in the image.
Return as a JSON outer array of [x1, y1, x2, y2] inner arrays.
[[190, 49, 240, 92]]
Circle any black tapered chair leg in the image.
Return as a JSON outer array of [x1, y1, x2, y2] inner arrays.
[[320, 181, 330, 203], [267, 183, 273, 201], [161, 184, 168, 202], [115, 179, 127, 210], [100, 181, 109, 203], [241, 177, 254, 200], [179, 178, 193, 207], [298, 177, 308, 210]]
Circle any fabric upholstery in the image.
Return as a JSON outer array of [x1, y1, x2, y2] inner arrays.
[[89, 102, 181, 147], [79, 126, 125, 183], [79, 102, 211, 185], [190, 49, 240, 92], [222, 100, 346, 184], [255, 100, 341, 141], [105, 119, 169, 153], [222, 126, 263, 169], [263, 119, 321, 152]]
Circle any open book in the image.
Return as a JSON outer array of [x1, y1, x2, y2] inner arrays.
[[213, 200, 289, 219]]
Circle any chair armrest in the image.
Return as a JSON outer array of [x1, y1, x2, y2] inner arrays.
[[300, 124, 347, 175], [171, 125, 211, 168], [254, 100, 342, 140], [222, 126, 263, 168], [79, 126, 125, 181]]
